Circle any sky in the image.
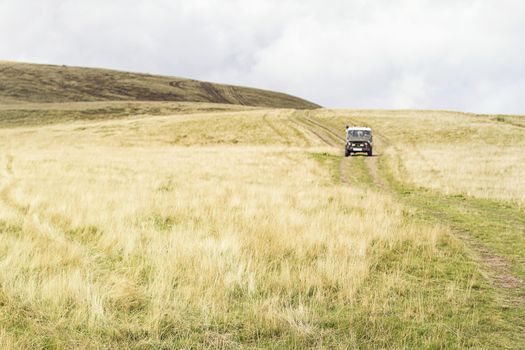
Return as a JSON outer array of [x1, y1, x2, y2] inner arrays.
[[1, 0, 524, 114]]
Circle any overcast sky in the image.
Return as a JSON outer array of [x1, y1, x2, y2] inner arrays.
[[1, 0, 524, 114]]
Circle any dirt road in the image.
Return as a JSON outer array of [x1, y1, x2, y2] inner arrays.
[[291, 113, 385, 188], [293, 113, 523, 302]]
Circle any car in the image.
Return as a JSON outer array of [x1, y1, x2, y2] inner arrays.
[[345, 126, 373, 157]]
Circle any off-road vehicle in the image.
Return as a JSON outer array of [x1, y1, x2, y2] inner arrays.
[[345, 126, 373, 157]]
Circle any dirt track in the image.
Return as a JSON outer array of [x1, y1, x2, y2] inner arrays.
[[294, 114, 523, 299], [291, 114, 385, 188]]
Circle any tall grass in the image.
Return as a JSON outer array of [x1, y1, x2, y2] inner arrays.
[[0, 107, 516, 348], [317, 109, 525, 206]]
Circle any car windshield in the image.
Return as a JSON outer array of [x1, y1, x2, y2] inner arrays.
[[347, 130, 371, 139]]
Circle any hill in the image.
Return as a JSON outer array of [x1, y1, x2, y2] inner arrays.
[[0, 104, 524, 348], [0, 61, 320, 109], [1, 61, 524, 348]]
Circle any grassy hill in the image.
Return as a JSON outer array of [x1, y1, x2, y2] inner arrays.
[[0, 105, 524, 348], [0, 61, 320, 109], [0, 61, 524, 348]]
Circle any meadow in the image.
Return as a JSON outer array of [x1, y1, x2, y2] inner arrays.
[[0, 104, 524, 349]]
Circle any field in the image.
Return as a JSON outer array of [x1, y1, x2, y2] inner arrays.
[[1, 60, 524, 349], [1, 102, 524, 349]]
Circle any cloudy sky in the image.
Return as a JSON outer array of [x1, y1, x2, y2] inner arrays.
[[1, 0, 524, 114]]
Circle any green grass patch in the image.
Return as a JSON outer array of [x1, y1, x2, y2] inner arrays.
[[308, 149, 525, 347], [375, 152, 525, 347], [346, 156, 375, 188], [349, 237, 512, 349]]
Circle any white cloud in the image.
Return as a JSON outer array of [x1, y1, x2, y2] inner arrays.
[[0, 0, 524, 114]]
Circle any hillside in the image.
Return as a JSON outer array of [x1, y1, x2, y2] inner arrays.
[[0, 105, 524, 348], [0, 61, 320, 109], [0, 61, 524, 348]]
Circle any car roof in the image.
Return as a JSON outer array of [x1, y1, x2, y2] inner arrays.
[[347, 127, 371, 131]]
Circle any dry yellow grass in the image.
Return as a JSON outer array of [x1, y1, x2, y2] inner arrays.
[[1, 61, 523, 347], [315, 109, 525, 206], [0, 107, 469, 348]]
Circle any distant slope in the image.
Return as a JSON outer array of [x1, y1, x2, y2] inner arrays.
[[0, 61, 320, 109]]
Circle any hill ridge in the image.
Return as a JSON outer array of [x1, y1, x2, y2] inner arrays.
[[0, 61, 320, 109]]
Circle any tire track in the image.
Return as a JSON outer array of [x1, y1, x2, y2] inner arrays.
[[0, 153, 142, 320], [291, 117, 334, 146], [301, 113, 345, 146], [295, 113, 391, 189], [262, 113, 290, 145], [342, 116, 390, 189], [341, 116, 524, 297], [200, 82, 230, 104], [290, 113, 356, 185], [227, 86, 249, 106], [0, 154, 138, 283], [0, 154, 28, 214], [169, 80, 186, 89], [291, 114, 343, 147], [291, 112, 524, 328], [0, 154, 69, 245], [284, 111, 314, 147], [0, 154, 100, 253]]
